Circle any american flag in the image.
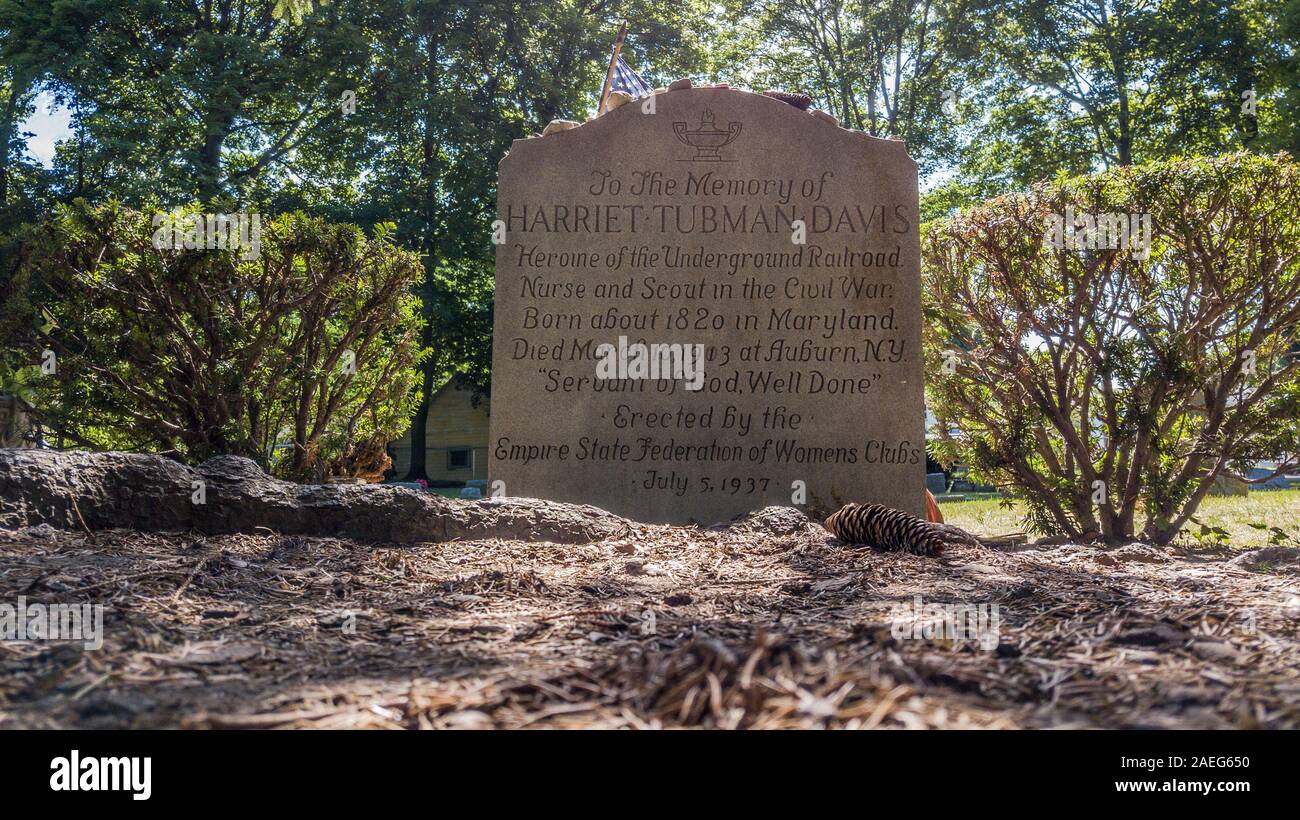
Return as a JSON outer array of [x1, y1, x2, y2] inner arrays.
[[611, 55, 652, 99]]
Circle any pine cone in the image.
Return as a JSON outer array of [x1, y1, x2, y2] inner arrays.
[[762, 90, 813, 110], [823, 503, 947, 557]]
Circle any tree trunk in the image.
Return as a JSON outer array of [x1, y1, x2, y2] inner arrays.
[[0, 72, 33, 209], [198, 122, 229, 203], [404, 314, 436, 482], [403, 21, 444, 483]]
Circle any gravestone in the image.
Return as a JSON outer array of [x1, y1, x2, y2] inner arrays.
[[490, 87, 924, 524]]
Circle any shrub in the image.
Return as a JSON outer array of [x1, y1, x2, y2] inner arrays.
[[923, 153, 1300, 544], [8, 201, 427, 480]]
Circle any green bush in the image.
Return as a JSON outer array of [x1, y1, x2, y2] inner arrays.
[[923, 153, 1300, 544], [6, 201, 427, 480]]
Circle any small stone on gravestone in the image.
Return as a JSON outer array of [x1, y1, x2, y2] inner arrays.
[[491, 87, 925, 524], [667, 78, 692, 91], [541, 119, 580, 136], [605, 90, 633, 111]]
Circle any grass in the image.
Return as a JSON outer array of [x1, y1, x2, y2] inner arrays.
[[940, 488, 1300, 550]]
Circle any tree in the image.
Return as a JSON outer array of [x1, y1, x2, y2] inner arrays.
[[39, 0, 374, 205], [0, 0, 81, 229], [923, 152, 1300, 544], [1255, 0, 1300, 155], [725, 0, 977, 173], [12, 202, 427, 479], [949, 0, 1291, 191]]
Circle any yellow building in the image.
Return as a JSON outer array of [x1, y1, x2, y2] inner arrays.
[[386, 380, 490, 484]]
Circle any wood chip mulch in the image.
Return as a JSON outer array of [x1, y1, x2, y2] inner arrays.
[[1, 521, 1296, 729]]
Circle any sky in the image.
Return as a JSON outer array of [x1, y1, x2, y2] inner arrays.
[[21, 92, 72, 168]]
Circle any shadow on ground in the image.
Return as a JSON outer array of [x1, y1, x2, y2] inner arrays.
[[0, 520, 1296, 729]]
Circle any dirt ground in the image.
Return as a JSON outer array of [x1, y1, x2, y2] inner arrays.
[[2, 515, 1298, 729]]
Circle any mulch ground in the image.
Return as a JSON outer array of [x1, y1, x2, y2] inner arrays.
[[1, 518, 1297, 729]]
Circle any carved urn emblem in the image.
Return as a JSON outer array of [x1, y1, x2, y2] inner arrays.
[[673, 109, 742, 162]]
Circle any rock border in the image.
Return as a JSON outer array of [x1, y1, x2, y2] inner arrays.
[[0, 449, 629, 545]]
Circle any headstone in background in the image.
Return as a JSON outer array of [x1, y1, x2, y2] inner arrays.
[[491, 87, 925, 523]]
